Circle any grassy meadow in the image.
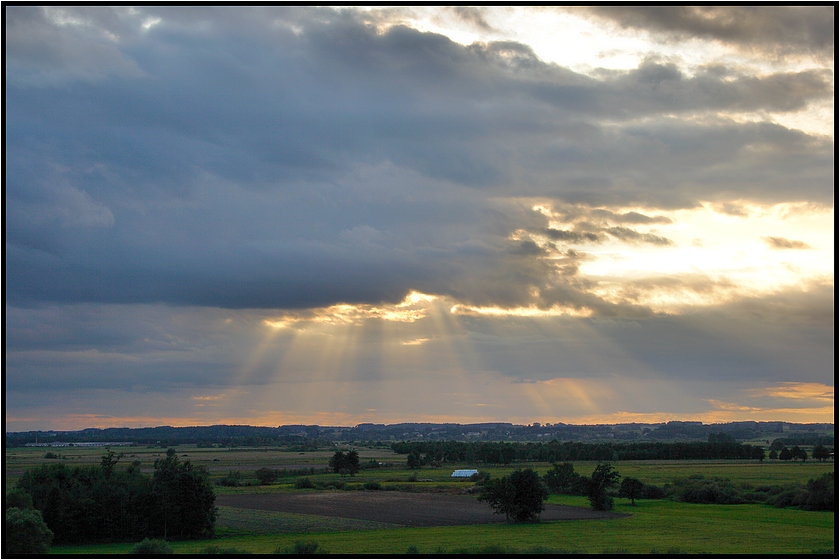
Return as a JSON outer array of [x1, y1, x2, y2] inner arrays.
[[6, 444, 835, 555], [48, 498, 835, 555]]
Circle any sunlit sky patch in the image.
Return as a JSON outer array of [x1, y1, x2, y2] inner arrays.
[[5, 6, 834, 431]]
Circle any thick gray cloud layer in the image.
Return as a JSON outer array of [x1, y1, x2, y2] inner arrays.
[[578, 6, 835, 58], [5, 7, 834, 312]]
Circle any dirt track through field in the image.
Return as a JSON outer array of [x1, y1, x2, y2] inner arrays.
[[217, 491, 628, 527]]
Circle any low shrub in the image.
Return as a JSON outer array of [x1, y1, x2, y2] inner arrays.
[[469, 471, 491, 485], [255, 467, 279, 485], [803, 472, 834, 511], [293, 541, 319, 554], [130, 538, 173, 555], [294, 477, 316, 489], [363, 481, 382, 491], [641, 484, 666, 499], [672, 476, 745, 504], [765, 473, 835, 511], [201, 545, 250, 554], [217, 471, 242, 487]]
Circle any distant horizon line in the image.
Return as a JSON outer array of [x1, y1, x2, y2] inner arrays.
[[6, 419, 834, 435]]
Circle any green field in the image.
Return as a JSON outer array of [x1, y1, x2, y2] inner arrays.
[[48, 499, 834, 555], [7, 444, 834, 555]]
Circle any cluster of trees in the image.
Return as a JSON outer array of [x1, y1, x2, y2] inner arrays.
[[669, 472, 834, 510], [769, 446, 807, 461], [480, 461, 834, 523], [393, 439, 767, 465], [6, 425, 334, 449], [11, 449, 216, 546], [770, 434, 834, 448], [4, 492, 54, 555], [765, 444, 831, 462], [478, 463, 631, 522], [542, 462, 664, 508], [328, 450, 360, 475], [537, 462, 834, 512]]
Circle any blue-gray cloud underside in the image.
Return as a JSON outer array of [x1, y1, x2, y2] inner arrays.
[[5, 7, 834, 311], [5, 283, 833, 395], [576, 6, 834, 56]]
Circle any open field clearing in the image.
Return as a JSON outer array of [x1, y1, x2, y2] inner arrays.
[[49, 497, 834, 555], [569, 460, 834, 487], [216, 491, 626, 527], [216, 505, 397, 534], [7, 444, 833, 497]]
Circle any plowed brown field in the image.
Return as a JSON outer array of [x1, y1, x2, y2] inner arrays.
[[217, 491, 628, 527]]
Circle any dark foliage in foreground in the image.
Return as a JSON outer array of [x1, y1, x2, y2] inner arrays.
[[16, 449, 215, 544], [4, 507, 54, 554], [130, 538, 173, 554]]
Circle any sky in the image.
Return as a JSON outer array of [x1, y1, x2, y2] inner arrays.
[[4, 6, 836, 432]]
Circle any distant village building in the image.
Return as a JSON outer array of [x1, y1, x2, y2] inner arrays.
[[451, 469, 479, 478], [25, 441, 132, 448]]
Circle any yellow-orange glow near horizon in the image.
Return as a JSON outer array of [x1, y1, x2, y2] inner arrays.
[[752, 382, 835, 402], [263, 291, 438, 329], [449, 304, 593, 318]]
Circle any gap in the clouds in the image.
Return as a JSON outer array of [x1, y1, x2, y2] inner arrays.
[[519, 198, 832, 313]]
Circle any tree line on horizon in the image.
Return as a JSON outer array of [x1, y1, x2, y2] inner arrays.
[[7, 421, 833, 448], [392, 436, 770, 464]]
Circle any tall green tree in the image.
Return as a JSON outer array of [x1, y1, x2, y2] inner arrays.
[[618, 477, 645, 505], [812, 445, 830, 462], [587, 463, 620, 511], [543, 462, 585, 495], [478, 469, 547, 522], [151, 449, 216, 540], [406, 451, 421, 469], [329, 450, 360, 475], [255, 468, 279, 485]]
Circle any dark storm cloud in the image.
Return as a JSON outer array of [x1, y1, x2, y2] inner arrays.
[[4, 7, 834, 311], [552, 59, 832, 117], [602, 283, 835, 383], [763, 237, 812, 250], [577, 6, 835, 57], [4, 303, 291, 392]]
